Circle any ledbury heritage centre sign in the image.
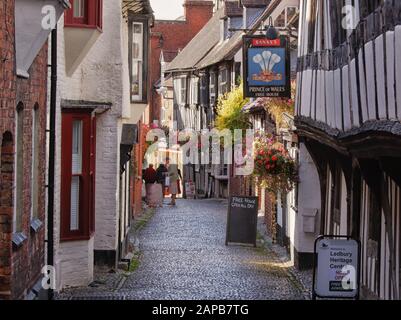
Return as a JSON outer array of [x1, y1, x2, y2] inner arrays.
[[243, 35, 291, 98], [313, 236, 361, 300]]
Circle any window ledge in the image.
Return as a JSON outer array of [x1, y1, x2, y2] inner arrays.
[[64, 24, 103, 32], [12, 232, 27, 248], [30, 218, 43, 233]]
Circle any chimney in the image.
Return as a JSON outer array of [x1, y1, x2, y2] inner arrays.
[[184, 1, 214, 31], [224, 1, 243, 38], [242, 0, 269, 29]]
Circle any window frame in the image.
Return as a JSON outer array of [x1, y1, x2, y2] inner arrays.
[[174, 75, 187, 106], [60, 110, 96, 241], [218, 67, 229, 96], [189, 77, 199, 106], [199, 73, 209, 107], [65, 0, 103, 30], [128, 14, 150, 104], [209, 71, 217, 106]]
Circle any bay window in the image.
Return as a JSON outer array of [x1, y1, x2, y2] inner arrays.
[[61, 111, 96, 240], [129, 15, 150, 103], [65, 0, 103, 30]]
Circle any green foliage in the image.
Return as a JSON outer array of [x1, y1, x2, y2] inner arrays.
[[215, 84, 250, 132], [129, 254, 140, 272]]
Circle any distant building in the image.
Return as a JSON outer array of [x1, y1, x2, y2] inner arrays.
[[165, 0, 268, 199], [149, 0, 214, 124]]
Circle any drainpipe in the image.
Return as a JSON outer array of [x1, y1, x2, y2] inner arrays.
[[47, 27, 57, 301]]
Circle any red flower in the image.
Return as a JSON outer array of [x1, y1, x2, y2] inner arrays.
[[272, 156, 278, 162]]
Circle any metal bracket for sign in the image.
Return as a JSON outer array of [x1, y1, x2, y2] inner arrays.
[[312, 235, 361, 300]]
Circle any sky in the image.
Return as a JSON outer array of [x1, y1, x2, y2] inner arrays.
[[150, 0, 185, 20]]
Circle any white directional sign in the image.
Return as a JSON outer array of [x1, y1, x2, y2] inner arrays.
[[314, 237, 360, 299]]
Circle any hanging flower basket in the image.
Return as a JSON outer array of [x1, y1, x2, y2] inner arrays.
[[253, 133, 298, 194]]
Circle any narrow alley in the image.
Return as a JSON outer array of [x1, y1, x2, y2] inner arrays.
[[57, 199, 306, 300]]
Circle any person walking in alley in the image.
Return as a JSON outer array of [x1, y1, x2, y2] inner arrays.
[[167, 160, 181, 206], [144, 164, 157, 184], [143, 164, 159, 207], [156, 162, 168, 200]]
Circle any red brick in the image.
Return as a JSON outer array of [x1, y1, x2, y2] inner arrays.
[[0, 0, 47, 300]]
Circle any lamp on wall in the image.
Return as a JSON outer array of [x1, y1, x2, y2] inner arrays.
[[265, 16, 279, 40]]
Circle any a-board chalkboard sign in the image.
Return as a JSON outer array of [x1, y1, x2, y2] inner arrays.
[[226, 196, 258, 247]]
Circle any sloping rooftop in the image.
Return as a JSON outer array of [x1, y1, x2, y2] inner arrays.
[[165, 7, 225, 72], [166, 0, 284, 73], [195, 6, 265, 69], [164, 51, 180, 63], [241, 0, 270, 7], [122, 0, 153, 16]]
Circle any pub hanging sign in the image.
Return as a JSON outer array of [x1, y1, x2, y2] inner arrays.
[[243, 35, 291, 98]]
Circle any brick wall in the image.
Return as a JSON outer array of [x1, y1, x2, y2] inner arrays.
[[149, 1, 214, 123], [0, 0, 48, 299]]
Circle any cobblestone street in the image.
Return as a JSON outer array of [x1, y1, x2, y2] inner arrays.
[[58, 199, 307, 300]]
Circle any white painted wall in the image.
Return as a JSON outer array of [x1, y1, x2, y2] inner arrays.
[[59, 238, 94, 289], [51, 0, 132, 290], [294, 143, 321, 254]]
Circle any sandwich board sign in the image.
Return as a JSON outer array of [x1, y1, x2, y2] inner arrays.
[[226, 196, 258, 247], [185, 181, 196, 199], [312, 236, 361, 299], [243, 35, 291, 98]]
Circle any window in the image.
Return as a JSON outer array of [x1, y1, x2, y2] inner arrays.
[[218, 68, 229, 96], [131, 23, 143, 101], [65, 0, 103, 30], [190, 77, 199, 105], [274, 6, 298, 28], [209, 72, 216, 105], [174, 77, 187, 106], [328, 0, 347, 48], [199, 74, 209, 106], [359, 0, 382, 19], [61, 111, 96, 240], [73, 0, 86, 18], [14, 103, 24, 234], [31, 105, 40, 221], [129, 17, 149, 103], [219, 151, 228, 177]]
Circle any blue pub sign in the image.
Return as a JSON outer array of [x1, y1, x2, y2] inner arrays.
[[243, 35, 291, 98]]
